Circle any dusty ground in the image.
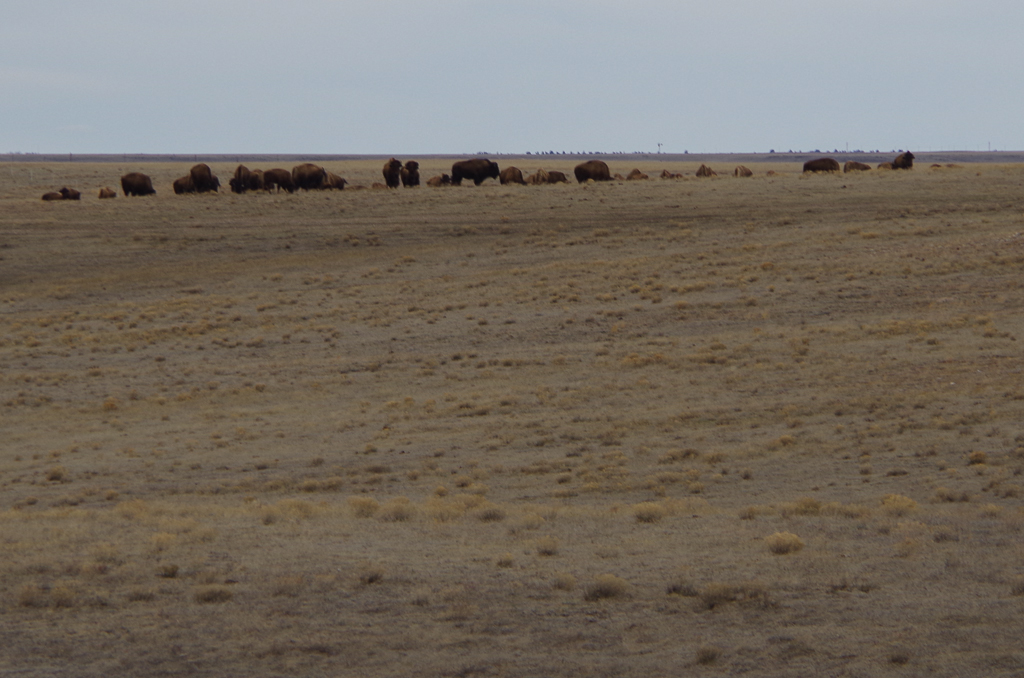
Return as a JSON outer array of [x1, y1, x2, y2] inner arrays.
[[1, 158, 1023, 677]]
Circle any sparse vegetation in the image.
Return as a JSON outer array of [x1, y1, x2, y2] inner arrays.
[[2, 157, 1022, 677]]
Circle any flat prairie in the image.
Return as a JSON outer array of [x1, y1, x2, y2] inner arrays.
[[1, 158, 1023, 677]]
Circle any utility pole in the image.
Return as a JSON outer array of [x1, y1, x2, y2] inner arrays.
[[657, 143, 662, 154]]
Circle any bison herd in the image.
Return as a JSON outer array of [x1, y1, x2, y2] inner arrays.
[[39, 152, 918, 201]]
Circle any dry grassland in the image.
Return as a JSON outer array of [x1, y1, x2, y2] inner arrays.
[[2, 158, 1024, 677]]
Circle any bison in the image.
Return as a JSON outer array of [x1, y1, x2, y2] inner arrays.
[[525, 169, 550, 185], [293, 163, 328, 190], [230, 165, 252, 193], [546, 170, 569, 184], [877, 162, 894, 170], [893, 151, 915, 170], [426, 174, 451, 187], [803, 158, 840, 173], [499, 166, 525, 185], [382, 158, 402, 188], [263, 168, 295, 193], [324, 171, 347, 190], [400, 161, 420, 187], [696, 164, 718, 177], [843, 161, 871, 173], [733, 166, 753, 178], [41, 191, 64, 201], [189, 163, 220, 193], [173, 175, 195, 194], [98, 187, 117, 199], [574, 160, 611, 183], [451, 158, 500, 186], [57, 187, 81, 200], [626, 169, 649, 180], [121, 172, 155, 196], [660, 169, 683, 179]]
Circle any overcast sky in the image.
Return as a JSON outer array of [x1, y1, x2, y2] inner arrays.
[[2, 1, 1021, 155]]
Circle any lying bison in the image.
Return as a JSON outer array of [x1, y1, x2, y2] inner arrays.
[[452, 158, 500, 186], [189, 163, 220, 193], [627, 169, 649, 180], [803, 158, 840, 173], [574, 160, 611, 183], [263, 168, 295, 193], [42, 188, 79, 201], [382, 158, 402, 188], [293, 163, 328, 190], [893, 151, 915, 170], [546, 170, 569, 184], [426, 174, 451, 187], [660, 169, 683, 179], [877, 162, 894, 170], [843, 161, 871, 173], [121, 172, 155, 196], [401, 161, 420, 187], [98, 187, 117, 199], [500, 166, 525, 185], [696, 164, 717, 177], [733, 166, 753, 178], [525, 169, 550, 185]]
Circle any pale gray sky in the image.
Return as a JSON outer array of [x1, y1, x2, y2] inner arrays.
[[3, 1, 1020, 154]]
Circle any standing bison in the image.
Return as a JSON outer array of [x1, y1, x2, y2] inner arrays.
[[324, 171, 347, 190], [292, 163, 329, 190], [382, 158, 403, 188], [451, 159, 500, 186], [803, 158, 840, 173], [263, 168, 295, 193], [500, 167, 525, 185], [172, 175, 195, 194], [843, 161, 871, 173], [574, 160, 611, 183], [893, 151, 915, 170], [189, 163, 220, 193], [400, 161, 420, 187], [230, 165, 252, 193], [121, 172, 156, 196]]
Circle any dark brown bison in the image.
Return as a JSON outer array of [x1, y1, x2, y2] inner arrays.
[[263, 169, 295, 193], [230, 165, 252, 193], [382, 158, 402, 188], [626, 169, 649, 180], [292, 163, 328, 190], [843, 161, 871, 173], [893, 151, 915, 170], [41, 191, 64, 201], [324, 171, 347, 190], [426, 174, 451, 187], [733, 166, 753, 178], [189, 163, 220, 193], [121, 172, 155, 196], [877, 162, 894, 170], [98, 187, 117, 199], [400, 161, 420, 187], [525, 169, 550, 185], [452, 158, 500, 186], [574, 160, 611, 183], [500, 166, 525, 185], [247, 169, 264, 191], [696, 164, 718, 177], [546, 170, 569, 184], [58, 187, 81, 200], [803, 158, 840, 173], [173, 175, 195, 194]]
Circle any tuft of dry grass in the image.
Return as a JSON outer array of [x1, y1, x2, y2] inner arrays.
[[695, 645, 722, 665], [583, 574, 630, 601], [347, 496, 380, 518], [194, 586, 233, 604], [765, 531, 805, 555], [881, 494, 918, 517], [535, 536, 560, 556], [632, 501, 667, 523]]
